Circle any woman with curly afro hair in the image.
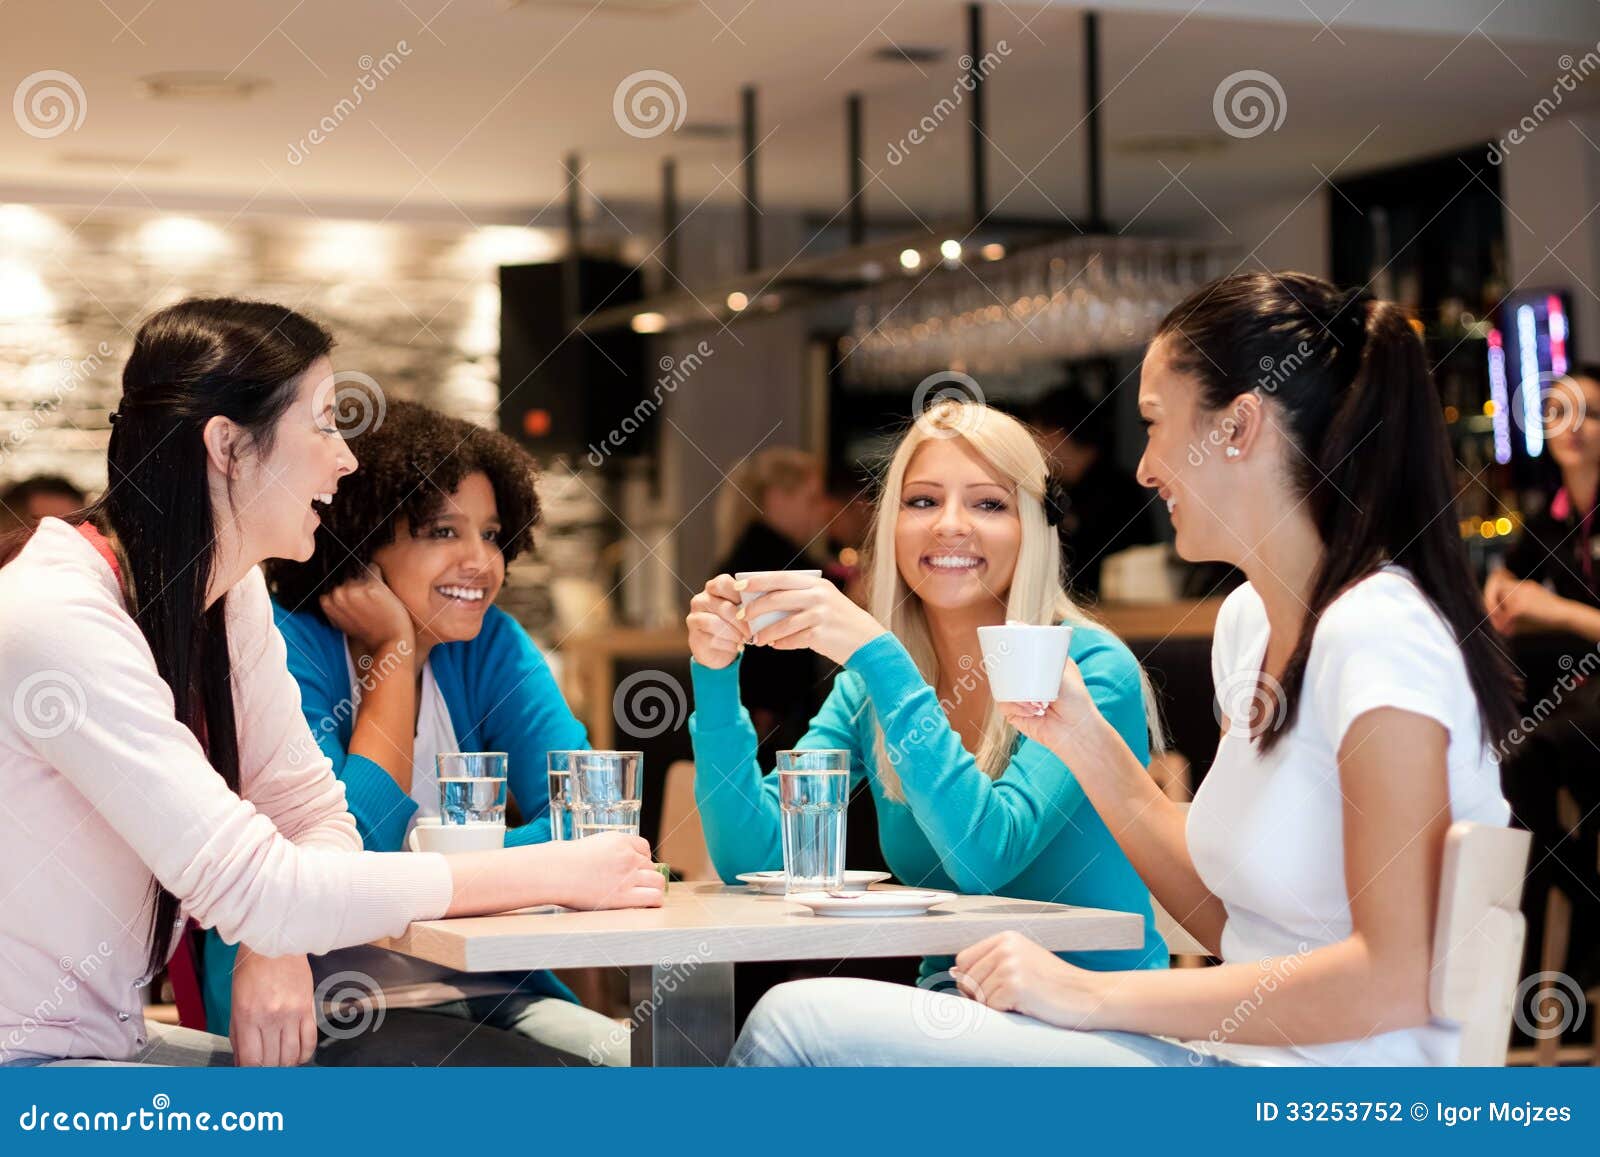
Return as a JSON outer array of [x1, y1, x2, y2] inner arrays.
[[203, 399, 629, 1066]]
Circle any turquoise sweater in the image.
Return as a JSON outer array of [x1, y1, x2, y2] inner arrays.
[[202, 603, 584, 1033], [689, 627, 1167, 979]]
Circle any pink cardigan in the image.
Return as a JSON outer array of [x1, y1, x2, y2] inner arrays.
[[0, 519, 453, 1062]]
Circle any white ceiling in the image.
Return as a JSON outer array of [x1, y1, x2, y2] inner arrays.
[[5, 0, 1600, 231]]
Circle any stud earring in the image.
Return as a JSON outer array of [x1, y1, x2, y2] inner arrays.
[[1225, 447, 1241, 459]]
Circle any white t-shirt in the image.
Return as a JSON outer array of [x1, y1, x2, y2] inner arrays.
[[1186, 567, 1509, 1066]]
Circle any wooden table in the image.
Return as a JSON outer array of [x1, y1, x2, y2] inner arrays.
[[379, 882, 1145, 1066]]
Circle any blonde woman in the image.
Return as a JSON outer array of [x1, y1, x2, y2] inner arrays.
[[687, 401, 1168, 1005]]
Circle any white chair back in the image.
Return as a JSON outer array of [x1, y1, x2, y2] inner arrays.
[[1429, 821, 1532, 1066]]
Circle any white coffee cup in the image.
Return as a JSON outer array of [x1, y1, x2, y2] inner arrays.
[[736, 569, 823, 633], [976, 622, 1075, 703], [407, 818, 506, 854]]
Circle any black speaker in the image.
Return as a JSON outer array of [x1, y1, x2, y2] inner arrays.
[[499, 259, 649, 463]]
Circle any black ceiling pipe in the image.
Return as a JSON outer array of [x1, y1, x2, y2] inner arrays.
[[1084, 10, 1108, 232], [661, 157, 680, 284], [967, 2, 987, 223], [563, 151, 582, 318], [742, 85, 760, 273], [847, 92, 866, 246]]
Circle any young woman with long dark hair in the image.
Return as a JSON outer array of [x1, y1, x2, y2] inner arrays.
[[731, 271, 1518, 1067], [0, 299, 662, 1068]]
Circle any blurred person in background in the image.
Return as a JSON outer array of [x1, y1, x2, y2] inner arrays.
[[1029, 386, 1156, 600], [2, 474, 86, 526], [1485, 367, 1600, 1001], [711, 448, 836, 763]]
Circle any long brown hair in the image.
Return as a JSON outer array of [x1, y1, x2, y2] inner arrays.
[[1156, 271, 1519, 752]]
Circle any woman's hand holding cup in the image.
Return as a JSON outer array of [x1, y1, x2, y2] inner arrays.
[[687, 574, 750, 670]]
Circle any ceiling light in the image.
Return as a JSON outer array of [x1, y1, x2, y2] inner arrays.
[[899, 248, 922, 271], [138, 71, 269, 101], [631, 312, 668, 334]]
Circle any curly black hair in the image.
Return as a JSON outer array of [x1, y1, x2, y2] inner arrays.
[[266, 398, 541, 616]]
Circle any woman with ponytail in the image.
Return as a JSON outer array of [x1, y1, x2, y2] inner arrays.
[[0, 299, 662, 1068], [733, 271, 1517, 1067]]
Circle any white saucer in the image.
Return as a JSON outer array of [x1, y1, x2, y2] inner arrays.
[[736, 870, 891, 895], [785, 889, 955, 917]]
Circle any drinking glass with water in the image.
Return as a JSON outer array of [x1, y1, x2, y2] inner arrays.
[[547, 750, 582, 842], [777, 749, 850, 894], [436, 752, 508, 826], [569, 750, 643, 838]]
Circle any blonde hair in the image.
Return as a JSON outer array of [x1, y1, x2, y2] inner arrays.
[[864, 399, 1165, 800], [713, 447, 821, 560]]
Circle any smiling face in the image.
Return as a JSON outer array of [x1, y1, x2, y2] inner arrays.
[[1135, 336, 1247, 564], [228, 355, 357, 564], [893, 437, 1021, 614], [370, 471, 505, 648]]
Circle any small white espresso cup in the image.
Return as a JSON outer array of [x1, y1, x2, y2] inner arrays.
[[976, 622, 1075, 703], [407, 818, 506, 854], [736, 569, 823, 633]]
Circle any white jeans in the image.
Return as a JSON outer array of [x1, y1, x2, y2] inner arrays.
[[729, 978, 1235, 1067], [3, 1022, 236, 1068]]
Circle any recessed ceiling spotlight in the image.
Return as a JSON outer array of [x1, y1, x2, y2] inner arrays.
[[138, 71, 270, 101], [871, 44, 946, 66]]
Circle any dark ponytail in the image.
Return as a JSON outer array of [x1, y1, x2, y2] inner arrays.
[[66, 299, 333, 977], [1157, 271, 1519, 753]]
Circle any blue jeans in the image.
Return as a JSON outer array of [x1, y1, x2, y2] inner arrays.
[[729, 979, 1237, 1067]]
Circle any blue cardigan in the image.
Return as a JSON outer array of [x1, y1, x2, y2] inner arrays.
[[202, 603, 586, 1032]]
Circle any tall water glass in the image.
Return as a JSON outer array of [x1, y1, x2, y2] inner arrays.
[[569, 750, 643, 838], [436, 752, 508, 826], [777, 749, 850, 894], [547, 751, 581, 842]]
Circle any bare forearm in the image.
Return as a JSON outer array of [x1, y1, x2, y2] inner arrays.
[[443, 845, 579, 915], [1558, 597, 1600, 643], [346, 644, 416, 791], [1087, 936, 1429, 1047], [1060, 718, 1227, 951]]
